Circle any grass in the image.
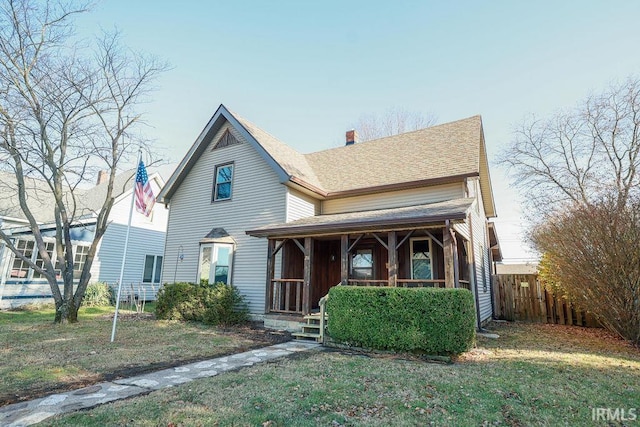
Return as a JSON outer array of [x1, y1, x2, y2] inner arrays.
[[42, 322, 640, 426], [0, 304, 279, 406]]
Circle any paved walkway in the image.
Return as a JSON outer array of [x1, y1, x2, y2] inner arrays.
[[0, 341, 321, 427]]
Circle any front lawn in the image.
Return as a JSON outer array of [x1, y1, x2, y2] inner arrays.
[[0, 305, 286, 406], [44, 322, 640, 426]]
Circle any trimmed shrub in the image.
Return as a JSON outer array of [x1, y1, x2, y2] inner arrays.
[[326, 286, 476, 355], [202, 283, 249, 326], [155, 282, 249, 326], [82, 283, 113, 307], [155, 282, 205, 321]]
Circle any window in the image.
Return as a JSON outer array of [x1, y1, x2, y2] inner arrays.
[[198, 243, 233, 284], [213, 163, 234, 201], [73, 245, 90, 279], [351, 248, 373, 280], [143, 255, 163, 283], [410, 238, 433, 280], [32, 241, 56, 279], [10, 239, 35, 278]]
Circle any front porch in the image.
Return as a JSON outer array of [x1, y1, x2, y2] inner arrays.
[[246, 198, 482, 334], [263, 227, 473, 318]]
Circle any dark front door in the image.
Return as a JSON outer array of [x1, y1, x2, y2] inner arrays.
[[311, 239, 341, 309]]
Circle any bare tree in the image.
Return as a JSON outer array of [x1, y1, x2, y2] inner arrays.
[[499, 77, 640, 217], [353, 107, 437, 141], [0, 0, 166, 323]]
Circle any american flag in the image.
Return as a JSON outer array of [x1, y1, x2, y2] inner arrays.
[[135, 160, 155, 217]]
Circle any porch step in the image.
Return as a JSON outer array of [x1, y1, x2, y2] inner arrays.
[[293, 312, 328, 343], [292, 331, 322, 342]]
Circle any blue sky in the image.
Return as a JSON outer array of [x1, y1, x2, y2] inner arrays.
[[77, 1, 640, 261]]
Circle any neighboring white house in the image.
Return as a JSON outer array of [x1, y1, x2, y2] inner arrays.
[[0, 168, 169, 309], [159, 105, 502, 328]]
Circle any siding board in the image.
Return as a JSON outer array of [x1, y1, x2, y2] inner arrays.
[[161, 122, 286, 313], [322, 183, 464, 215]]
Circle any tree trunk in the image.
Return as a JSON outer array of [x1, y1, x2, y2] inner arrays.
[[53, 296, 79, 324]]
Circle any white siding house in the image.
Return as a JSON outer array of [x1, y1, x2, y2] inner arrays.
[[0, 169, 169, 309], [159, 105, 501, 326]]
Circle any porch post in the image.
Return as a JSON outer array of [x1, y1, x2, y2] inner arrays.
[[265, 239, 275, 313], [443, 222, 455, 288], [452, 232, 460, 288], [388, 231, 397, 287], [302, 237, 313, 315], [340, 234, 349, 285]]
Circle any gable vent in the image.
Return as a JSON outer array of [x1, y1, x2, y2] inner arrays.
[[212, 129, 241, 150]]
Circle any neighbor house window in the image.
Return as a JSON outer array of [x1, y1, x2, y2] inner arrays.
[[143, 255, 163, 283], [32, 241, 56, 279], [73, 245, 90, 279], [213, 163, 234, 201], [410, 238, 433, 280], [10, 239, 35, 278], [198, 243, 233, 284], [351, 248, 373, 280]]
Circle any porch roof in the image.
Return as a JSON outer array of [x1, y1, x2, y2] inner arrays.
[[246, 198, 474, 238]]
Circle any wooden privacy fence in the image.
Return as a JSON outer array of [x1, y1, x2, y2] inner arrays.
[[493, 274, 599, 327]]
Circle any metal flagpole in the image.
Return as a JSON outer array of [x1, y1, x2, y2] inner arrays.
[[110, 151, 142, 342]]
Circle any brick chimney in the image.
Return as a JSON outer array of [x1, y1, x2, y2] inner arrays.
[[96, 170, 108, 185], [345, 129, 358, 146]]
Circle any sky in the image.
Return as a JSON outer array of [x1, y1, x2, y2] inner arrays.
[[75, 0, 640, 262]]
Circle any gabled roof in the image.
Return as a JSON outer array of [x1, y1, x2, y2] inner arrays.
[[0, 168, 166, 225], [158, 104, 497, 217]]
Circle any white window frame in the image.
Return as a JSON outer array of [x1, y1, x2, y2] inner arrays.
[[213, 163, 234, 202], [197, 243, 234, 285], [73, 244, 90, 280], [142, 254, 163, 283], [410, 237, 433, 280]]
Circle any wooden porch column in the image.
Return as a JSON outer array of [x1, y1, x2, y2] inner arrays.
[[443, 221, 459, 288], [388, 231, 397, 287], [302, 237, 313, 315], [340, 234, 349, 285], [265, 239, 275, 313]]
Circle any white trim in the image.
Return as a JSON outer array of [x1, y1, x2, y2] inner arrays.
[[197, 242, 235, 285], [410, 237, 434, 280]]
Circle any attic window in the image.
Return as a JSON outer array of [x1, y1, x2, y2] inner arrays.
[[212, 129, 240, 150]]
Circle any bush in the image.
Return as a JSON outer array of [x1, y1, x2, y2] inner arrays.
[[82, 283, 113, 307], [155, 282, 249, 326], [202, 283, 249, 326], [326, 286, 476, 355]]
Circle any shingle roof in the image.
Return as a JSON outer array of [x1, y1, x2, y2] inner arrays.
[[0, 166, 169, 224], [305, 116, 482, 193], [0, 171, 53, 223], [159, 105, 496, 217], [246, 198, 474, 238]]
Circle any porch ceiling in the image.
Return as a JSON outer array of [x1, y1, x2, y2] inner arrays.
[[246, 198, 474, 238]]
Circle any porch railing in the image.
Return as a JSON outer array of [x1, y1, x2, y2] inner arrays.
[[269, 278, 473, 315], [269, 279, 304, 314]]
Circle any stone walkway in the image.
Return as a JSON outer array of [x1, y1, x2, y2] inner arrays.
[[0, 341, 321, 427]]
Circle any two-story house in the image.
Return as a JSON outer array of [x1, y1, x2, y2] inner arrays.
[[158, 105, 501, 330]]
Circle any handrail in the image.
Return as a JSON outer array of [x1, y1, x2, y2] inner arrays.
[[318, 281, 341, 344]]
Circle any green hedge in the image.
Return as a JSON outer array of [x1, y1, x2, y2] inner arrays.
[[326, 286, 476, 355], [155, 282, 249, 326]]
